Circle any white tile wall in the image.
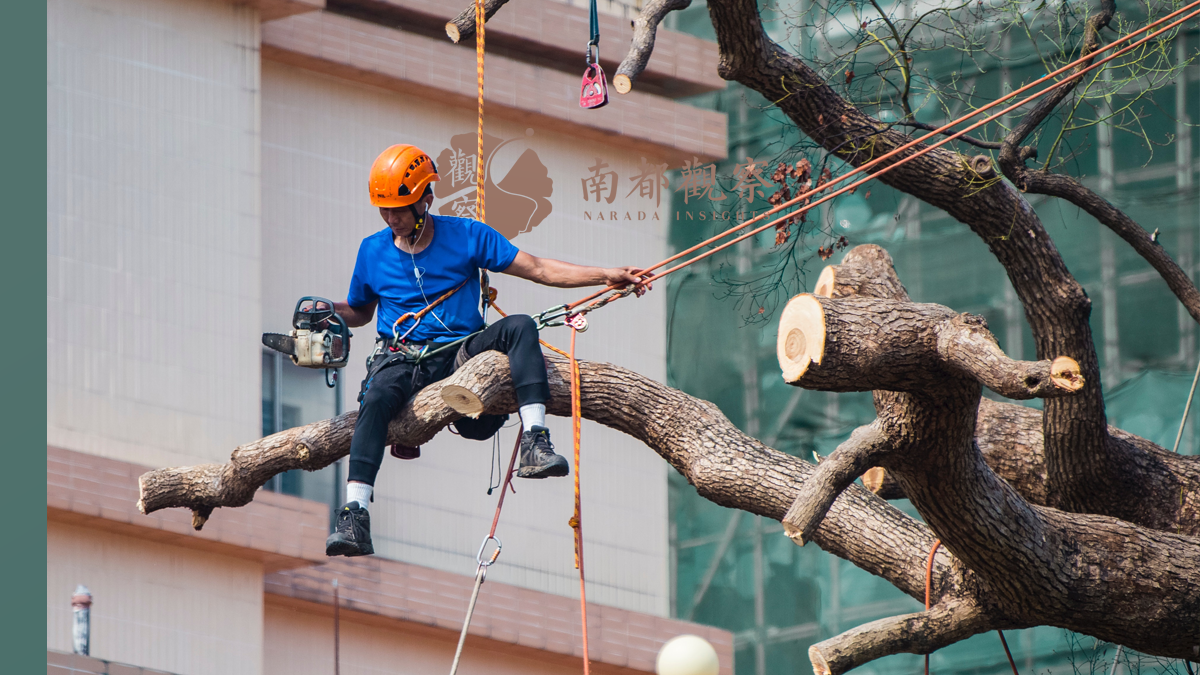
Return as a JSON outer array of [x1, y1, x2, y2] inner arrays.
[[48, 522, 265, 675], [261, 60, 670, 616], [264, 600, 584, 675], [47, 0, 263, 469]]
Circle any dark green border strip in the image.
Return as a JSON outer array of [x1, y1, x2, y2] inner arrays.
[[1, 0, 48, 669]]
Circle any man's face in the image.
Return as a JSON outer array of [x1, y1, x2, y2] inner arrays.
[[379, 193, 434, 240]]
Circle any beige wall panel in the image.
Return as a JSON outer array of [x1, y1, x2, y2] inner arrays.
[[265, 600, 616, 675], [47, 0, 263, 469], [48, 523, 264, 675], [261, 61, 669, 615]]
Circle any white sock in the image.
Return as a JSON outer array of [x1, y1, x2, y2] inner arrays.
[[346, 482, 373, 510], [519, 403, 546, 432]]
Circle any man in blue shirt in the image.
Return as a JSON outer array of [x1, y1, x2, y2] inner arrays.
[[325, 144, 648, 557]]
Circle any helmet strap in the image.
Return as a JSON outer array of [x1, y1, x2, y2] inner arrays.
[[407, 202, 427, 242]]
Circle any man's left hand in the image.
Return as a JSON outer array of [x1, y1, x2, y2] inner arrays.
[[604, 267, 653, 297]]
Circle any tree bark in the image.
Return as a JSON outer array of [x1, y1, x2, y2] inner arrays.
[[820, 246, 1200, 535], [139, 346, 1200, 666], [612, 0, 692, 94], [445, 0, 510, 44], [778, 291, 1200, 662]]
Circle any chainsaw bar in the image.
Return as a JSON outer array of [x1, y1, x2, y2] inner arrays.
[[262, 333, 298, 357]]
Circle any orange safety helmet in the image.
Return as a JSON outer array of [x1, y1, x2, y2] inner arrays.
[[369, 144, 441, 208]]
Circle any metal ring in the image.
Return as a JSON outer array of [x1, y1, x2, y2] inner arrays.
[[476, 535, 502, 567]]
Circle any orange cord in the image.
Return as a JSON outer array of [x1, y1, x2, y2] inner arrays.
[[568, 327, 591, 675], [475, 0, 486, 224], [924, 539, 1019, 675], [562, 0, 1200, 315], [487, 296, 589, 674]]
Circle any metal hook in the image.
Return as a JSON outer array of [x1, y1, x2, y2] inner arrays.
[[476, 535, 503, 567]]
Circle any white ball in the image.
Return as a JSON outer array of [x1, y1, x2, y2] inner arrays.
[[656, 634, 720, 675]]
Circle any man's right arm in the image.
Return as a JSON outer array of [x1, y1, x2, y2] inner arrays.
[[334, 300, 376, 328]]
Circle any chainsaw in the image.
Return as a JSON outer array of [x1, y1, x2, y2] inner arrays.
[[262, 296, 352, 388]]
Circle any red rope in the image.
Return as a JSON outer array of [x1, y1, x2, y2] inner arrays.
[[487, 433, 521, 539]]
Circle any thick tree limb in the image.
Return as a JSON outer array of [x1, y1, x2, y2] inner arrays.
[[809, 601, 993, 675], [776, 295, 1083, 399], [613, 0, 692, 94], [783, 422, 889, 545], [778, 291, 1200, 662], [699, 0, 1139, 525], [821, 246, 1200, 534], [140, 352, 981, 607], [445, 0, 510, 44]]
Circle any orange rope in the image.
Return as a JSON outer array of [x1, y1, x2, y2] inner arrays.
[[488, 295, 589, 674], [475, 0, 486, 223], [563, 0, 1200, 314], [925, 539, 941, 675], [568, 327, 591, 675], [924, 539, 1019, 675], [472, 2, 589, 669]]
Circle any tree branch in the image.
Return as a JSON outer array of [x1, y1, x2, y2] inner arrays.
[[935, 317, 1084, 399], [778, 291, 1200, 662], [783, 422, 890, 545], [996, 0, 1200, 325], [893, 120, 1002, 151], [809, 602, 994, 675], [445, 0, 511, 44], [776, 295, 1083, 398], [613, 0, 692, 94], [1003, 169, 1200, 326]]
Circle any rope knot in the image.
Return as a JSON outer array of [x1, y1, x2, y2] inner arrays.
[[568, 516, 580, 529]]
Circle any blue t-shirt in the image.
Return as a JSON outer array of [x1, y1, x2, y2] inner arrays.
[[347, 215, 519, 342]]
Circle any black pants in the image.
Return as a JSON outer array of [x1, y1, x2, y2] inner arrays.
[[347, 314, 549, 485]]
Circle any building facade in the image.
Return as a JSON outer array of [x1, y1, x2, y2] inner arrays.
[[46, 0, 732, 672]]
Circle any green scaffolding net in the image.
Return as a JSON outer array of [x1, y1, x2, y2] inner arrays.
[[664, 6, 1198, 674]]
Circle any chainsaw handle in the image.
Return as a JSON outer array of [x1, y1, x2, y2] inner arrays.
[[293, 296, 337, 331]]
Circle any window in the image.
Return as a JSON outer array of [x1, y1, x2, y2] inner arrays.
[[262, 351, 343, 522]]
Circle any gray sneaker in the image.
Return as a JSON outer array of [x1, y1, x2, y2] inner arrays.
[[516, 426, 569, 479]]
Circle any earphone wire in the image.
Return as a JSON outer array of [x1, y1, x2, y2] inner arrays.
[[403, 207, 455, 335]]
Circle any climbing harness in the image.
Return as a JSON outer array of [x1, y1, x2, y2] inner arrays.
[[389, 280, 470, 349], [579, 0, 608, 109]]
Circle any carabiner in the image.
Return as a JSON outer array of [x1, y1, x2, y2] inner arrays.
[[533, 304, 570, 330], [391, 312, 422, 345], [476, 535, 502, 567], [586, 42, 600, 66]]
